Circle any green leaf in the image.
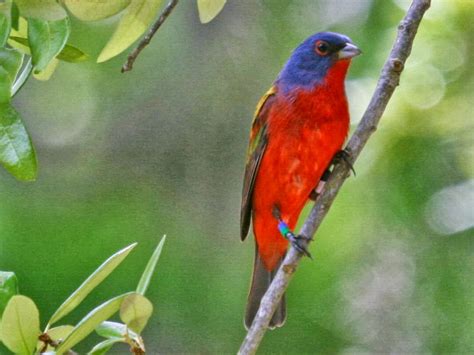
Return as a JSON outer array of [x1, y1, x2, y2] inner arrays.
[[10, 36, 89, 63], [120, 293, 153, 334], [136, 236, 166, 295], [55, 293, 133, 355], [0, 272, 18, 317], [197, 0, 227, 24], [96, 321, 138, 339], [57, 44, 88, 62], [0, 48, 22, 102], [64, 0, 131, 22], [0, 67, 11, 103], [28, 17, 70, 72], [47, 243, 137, 327], [14, 0, 67, 21], [37, 325, 74, 353], [0, 47, 23, 82], [0, 1, 12, 46], [88, 337, 124, 355], [0, 104, 37, 181], [0, 295, 40, 355], [97, 0, 163, 63], [10, 2, 19, 31]]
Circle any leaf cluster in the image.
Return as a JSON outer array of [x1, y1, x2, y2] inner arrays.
[[0, 236, 166, 354], [0, 0, 226, 181]]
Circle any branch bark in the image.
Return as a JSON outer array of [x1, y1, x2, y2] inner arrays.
[[238, 0, 431, 353], [121, 0, 179, 73]]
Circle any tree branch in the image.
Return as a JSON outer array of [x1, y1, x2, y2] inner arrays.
[[121, 0, 179, 73], [238, 0, 431, 353]]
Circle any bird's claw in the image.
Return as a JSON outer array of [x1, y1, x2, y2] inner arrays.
[[333, 149, 356, 176], [288, 233, 313, 259], [277, 219, 313, 259]]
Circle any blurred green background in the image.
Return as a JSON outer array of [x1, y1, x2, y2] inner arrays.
[[1, 0, 473, 353]]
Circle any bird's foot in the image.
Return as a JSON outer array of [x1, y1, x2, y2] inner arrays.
[[277, 220, 313, 259], [333, 149, 356, 176]]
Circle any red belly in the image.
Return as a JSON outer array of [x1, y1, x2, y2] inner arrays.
[[251, 89, 349, 270]]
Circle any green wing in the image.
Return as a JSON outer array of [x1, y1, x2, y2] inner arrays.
[[240, 86, 277, 241]]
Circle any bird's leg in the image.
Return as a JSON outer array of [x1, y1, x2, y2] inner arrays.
[[309, 169, 331, 201], [309, 149, 356, 201], [277, 218, 313, 259]]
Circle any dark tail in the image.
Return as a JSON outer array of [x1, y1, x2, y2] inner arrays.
[[245, 248, 286, 330]]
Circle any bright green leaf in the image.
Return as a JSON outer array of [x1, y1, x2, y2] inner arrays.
[[10, 36, 89, 63], [0, 272, 18, 317], [97, 0, 163, 63], [0, 67, 11, 103], [0, 47, 23, 82], [0, 295, 40, 355], [0, 104, 37, 181], [64, 0, 131, 22], [88, 337, 124, 355], [136, 235, 166, 295], [28, 17, 70, 72], [47, 243, 137, 327], [197, 0, 227, 24], [96, 321, 126, 339], [0, 48, 22, 102], [37, 325, 74, 353], [14, 0, 67, 21], [120, 293, 153, 334], [96, 321, 139, 339], [33, 57, 58, 81], [55, 292, 133, 355], [57, 44, 88, 62], [0, 1, 12, 46]]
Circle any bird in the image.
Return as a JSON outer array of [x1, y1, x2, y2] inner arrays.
[[240, 32, 361, 329]]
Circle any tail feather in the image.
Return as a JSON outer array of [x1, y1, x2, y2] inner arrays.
[[245, 248, 286, 329]]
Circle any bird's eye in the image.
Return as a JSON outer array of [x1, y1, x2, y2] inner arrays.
[[315, 41, 329, 56]]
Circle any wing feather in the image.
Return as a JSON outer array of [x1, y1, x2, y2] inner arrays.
[[240, 86, 277, 240]]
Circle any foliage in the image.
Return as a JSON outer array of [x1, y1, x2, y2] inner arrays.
[[0, 0, 227, 181], [0, 237, 166, 354]]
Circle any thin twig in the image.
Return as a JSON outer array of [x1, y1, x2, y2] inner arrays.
[[238, 0, 431, 353], [121, 0, 179, 73]]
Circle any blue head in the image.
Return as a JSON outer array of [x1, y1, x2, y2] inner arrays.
[[276, 32, 360, 93]]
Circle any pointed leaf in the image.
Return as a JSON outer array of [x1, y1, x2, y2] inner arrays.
[[197, 0, 227, 24], [37, 325, 74, 353], [88, 337, 125, 355], [47, 243, 137, 327], [0, 104, 37, 181], [96, 321, 127, 339], [14, 0, 67, 21], [0, 1, 12, 46], [56, 44, 88, 63], [120, 294, 153, 334], [64, 0, 131, 22], [0, 295, 40, 355], [0, 47, 23, 83], [136, 236, 166, 295], [97, 0, 163, 63], [0, 272, 18, 317], [10, 36, 89, 63], [28, 17, 70, 72], [55, 293, 133, 355]]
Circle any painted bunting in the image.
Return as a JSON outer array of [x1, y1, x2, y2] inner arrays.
[[240, 32, 361, 329]]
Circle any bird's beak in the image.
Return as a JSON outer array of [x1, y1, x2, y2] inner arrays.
[[338, 43, 361, 60]]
